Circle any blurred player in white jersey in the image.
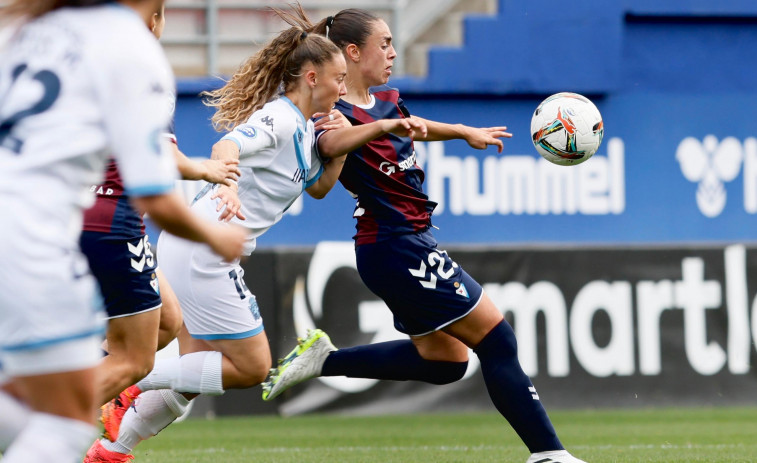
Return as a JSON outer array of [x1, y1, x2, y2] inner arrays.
[[84, 5, 426, 461], [80, 2, 241, 419], [0, 1, 246, 462]]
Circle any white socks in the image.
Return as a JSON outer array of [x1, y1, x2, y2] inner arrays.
[[2, 412, 97, 462], [103, 389, 190, 455], [136, 351, 224, 395], [0, 390, 30, 451]]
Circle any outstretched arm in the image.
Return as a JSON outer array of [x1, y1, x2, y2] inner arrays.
[[173, 143, 241, 186], [315, 113, 428, 159], [307, 115, 428, 199], [411, 116, 512, 153]]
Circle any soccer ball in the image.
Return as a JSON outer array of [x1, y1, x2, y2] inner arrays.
[[530, 92, 604, 166]]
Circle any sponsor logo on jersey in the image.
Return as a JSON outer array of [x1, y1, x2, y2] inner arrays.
[[379, 161, 396, 176], [398, 151, 417, 171], [292, 168, 308, 184], [238, 126, 257, 138], [90, 185, 115, 196], [379, 151, 417, 176]]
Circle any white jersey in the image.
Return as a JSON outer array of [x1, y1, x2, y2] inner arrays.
[[0, 5, 177, 368], [193, 96, 323, 254], [0, 4, 178, 247], [158, 96, 323, 338]]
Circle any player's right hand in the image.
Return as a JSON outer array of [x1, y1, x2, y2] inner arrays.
[[207, 224, 247, 262], [202, 158, 241, 186]]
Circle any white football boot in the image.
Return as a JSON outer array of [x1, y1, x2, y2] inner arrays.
[[261, 329, 336, 401]]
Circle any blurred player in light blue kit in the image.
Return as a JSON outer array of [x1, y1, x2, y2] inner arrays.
[[263, 8, 588, 463], [0, 1, 246, 461]]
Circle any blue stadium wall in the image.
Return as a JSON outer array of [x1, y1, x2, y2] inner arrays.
[[167, 0, 757, 414]]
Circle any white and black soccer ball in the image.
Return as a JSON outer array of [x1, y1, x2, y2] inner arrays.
[[530, 92, 604, 166]]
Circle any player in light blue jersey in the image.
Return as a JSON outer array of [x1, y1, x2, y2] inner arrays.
[[0, 1, 246, 462]]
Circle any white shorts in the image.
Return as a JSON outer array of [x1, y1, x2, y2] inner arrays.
[[0, 203, 106, 376], [157, 231, 264, 340]]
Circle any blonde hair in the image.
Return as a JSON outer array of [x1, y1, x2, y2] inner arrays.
[[203, 3, 340, 132]]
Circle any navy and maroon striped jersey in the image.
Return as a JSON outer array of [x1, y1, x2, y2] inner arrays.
[[335, 85, 437, 245], [81, 159, 144, 237], [83, 130, 177, 237]]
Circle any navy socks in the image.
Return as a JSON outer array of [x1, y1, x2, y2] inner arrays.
[[320, 322, 562, 453], [321, 339, 467, 385], [474, 320, 563, 453]]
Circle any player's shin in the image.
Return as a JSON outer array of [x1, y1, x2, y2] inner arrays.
[[473, 320, 563, 453]]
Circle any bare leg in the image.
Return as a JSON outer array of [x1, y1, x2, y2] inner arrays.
[[4, 369, 98, 462], [156, 269, 182, 350], [95, 309, 161, 405]]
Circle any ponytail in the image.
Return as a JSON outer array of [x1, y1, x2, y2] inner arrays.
[[204, 4, 340, 132]]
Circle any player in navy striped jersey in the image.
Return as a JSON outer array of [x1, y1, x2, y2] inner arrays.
[[263, 8, 588, 463], [0, 1, 245, 462]]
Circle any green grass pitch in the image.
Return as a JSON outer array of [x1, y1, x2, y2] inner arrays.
[[131, 407, 757, 462]]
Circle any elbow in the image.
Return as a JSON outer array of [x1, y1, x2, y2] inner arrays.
[[318, 146, 340, 159], [306, 185, 328, 199]]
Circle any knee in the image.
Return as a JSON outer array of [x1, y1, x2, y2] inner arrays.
[[236, 365, 269, 388], [423, 360, 468, 385], [473, 320, 518, 360], [129, 355, 156, 384], [157, 321, 181, 350]]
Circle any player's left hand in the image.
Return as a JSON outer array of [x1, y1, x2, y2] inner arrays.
[[464, 126, 512, 153], [314, 109, 351, 131], [211, 185, 246, 222]]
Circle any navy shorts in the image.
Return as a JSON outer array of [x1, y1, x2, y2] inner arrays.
[[79, 231, 161, 319], [355, 230, 483, 336]]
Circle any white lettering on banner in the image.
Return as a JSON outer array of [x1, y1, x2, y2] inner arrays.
[[675, 258, 725, 376], [636, 280, 674, 375], [571, 281, 635, 377], [418, 137, 625, 216], [485, 246, 755, 378], [725, 245, 750, 374], [744, 138, 757, 213], [481, 281, 569, 377], [281, 139, 625, 218], [292, 242, 757, 395]]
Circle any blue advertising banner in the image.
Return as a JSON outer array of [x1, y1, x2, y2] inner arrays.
[[173, 92, 757, 246]]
